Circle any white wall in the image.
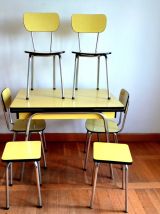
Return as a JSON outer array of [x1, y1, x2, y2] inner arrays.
[[0, 0, 160, 133]]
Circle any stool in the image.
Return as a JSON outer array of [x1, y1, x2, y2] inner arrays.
[[1, 141, 42, 209], [90, 142, 133, 213]]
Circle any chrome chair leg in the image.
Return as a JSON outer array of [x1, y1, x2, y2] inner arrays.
[[97, 56, 100, 90], [42, 131, 47, 152], [84, 132, 92, 170], [53, 55, 56, 90], [12, 132, 16, 141], [26, 54, 31, 100], [104, 55, 110, 100], [75, 56, 79, 90], [113, 133, 118, 143], [72, 55, 78, 99], [84, 130, 89, 153], [90, 162, 99, 208], [31, 55, 34, 90], [34, 161, 42, 208], [39, 132, 47, 168], [58, 55, 65, 99]]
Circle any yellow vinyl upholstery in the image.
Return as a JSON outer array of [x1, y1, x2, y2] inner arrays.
[[24, 13, 59, 32], [72, 14, 106, 33]]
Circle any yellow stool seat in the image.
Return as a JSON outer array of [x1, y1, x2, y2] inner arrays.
[[93, 142, 132, 164], [2, 141, 42, 209], [90, 142, 133, 213], [2, 141, 41, 162]]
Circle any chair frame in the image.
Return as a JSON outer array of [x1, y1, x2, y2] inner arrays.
[[84, 89, 129, 170], [23, 12, 65, 100], [71, 14, 111, 99], [1, 88, 47, 168]]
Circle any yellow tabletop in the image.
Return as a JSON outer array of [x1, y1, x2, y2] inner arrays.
[[10, 89, 124, 116]]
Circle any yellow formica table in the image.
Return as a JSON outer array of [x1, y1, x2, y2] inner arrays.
[[10, 89, 124, 117], [10, 88, 124, 141]]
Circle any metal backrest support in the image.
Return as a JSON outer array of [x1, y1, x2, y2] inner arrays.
[[1, 88, 13, 129], [71, 14, 107, 53], [23, 12, 60, 52]]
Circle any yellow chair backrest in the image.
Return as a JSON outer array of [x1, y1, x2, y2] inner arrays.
[[72, 14, 107, 33], [119, 89, 129, 110], [23, 12, 59, 32], [1, 88, 12, 112]]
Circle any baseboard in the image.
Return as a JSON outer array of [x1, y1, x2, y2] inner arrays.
[[0, 133, 160, 143]]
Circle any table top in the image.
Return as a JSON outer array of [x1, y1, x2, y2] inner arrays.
[[10, 88, 124, 113]]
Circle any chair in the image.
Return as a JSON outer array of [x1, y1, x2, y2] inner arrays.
[[23, 12, 65, 100], [1, 88, 47, 168], [90, 142, 133, 212], [71, 14, 111, 99], [84, 89, 129, 170], [2, 141, 42, 209]]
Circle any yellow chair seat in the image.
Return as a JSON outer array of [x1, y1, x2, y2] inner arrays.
[[13, 119, 46, 132], [85, 119, 119, 133], [2, 141, 41, 162], [93, 142, 133, 164]]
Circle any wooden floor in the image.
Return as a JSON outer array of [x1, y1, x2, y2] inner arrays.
[[0, 139, 160, 213]]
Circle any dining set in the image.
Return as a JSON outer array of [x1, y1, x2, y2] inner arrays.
[[0, 12, 133, 213]]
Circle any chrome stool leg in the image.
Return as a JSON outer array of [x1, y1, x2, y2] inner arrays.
[[6, 162, 12, 209], [34, 161, 42, 208], [125, 165, 128, 213], [90, 162, 99, 208]]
